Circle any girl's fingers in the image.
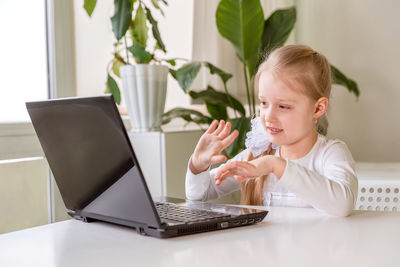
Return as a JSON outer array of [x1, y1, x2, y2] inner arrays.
[[218, 121, 231, 138], [218, 174, 251, 185], [216, 162, 240, 176], [215, 169, 229, 180], [214, 120, 225, 135], [215, 162, 253, 178], [215, 161, 258, 185], [215, 162, 244, 180], [221, 130, 239, 149], [216, 170, 242, 185], [206, 120, 219, 134], [215, 171, 233, 185], [210, 155, 227, 165]]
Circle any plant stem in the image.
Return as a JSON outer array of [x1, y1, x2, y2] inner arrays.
[[249, 70, 256, 116], [124, 36, 129, 64], [223, 83, 238, 118], [243, 64, 253, 118], [246, 67, 256, 117], [247, 67, 254, 116]]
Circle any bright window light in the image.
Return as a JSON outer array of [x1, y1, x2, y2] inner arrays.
[[0, 1, 48, 123]]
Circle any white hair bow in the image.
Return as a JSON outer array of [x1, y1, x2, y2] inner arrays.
[[245, 117, 279, 157]]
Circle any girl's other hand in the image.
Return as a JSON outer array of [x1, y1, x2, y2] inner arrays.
[[214, 156, 276, 185], [190, 120, 239, 175]]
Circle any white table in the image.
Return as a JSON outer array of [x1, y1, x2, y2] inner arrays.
[[1, 207, 400, 267]]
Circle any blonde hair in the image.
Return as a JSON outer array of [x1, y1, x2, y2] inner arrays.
[[241, 45, 332, 206]]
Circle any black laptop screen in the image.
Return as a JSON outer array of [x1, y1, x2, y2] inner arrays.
[[27, 96, 134, 211]]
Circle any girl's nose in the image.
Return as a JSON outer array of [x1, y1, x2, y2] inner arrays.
[[262, 107, 277, 123]]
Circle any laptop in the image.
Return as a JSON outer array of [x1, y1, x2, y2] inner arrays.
[[26, 95, 268, 238]]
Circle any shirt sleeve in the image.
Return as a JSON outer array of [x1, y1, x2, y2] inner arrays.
[[278, 141, 358, 217], [185, 149, 249, 201]]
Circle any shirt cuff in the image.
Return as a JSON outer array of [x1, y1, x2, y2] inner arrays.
[[185, 156, 212, 200]]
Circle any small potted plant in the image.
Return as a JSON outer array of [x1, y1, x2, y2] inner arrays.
[[84, 0, 176, 132], [84, 0, 243, 133]]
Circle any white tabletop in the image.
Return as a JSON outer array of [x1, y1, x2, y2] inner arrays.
[[1, 207, 400, 267]]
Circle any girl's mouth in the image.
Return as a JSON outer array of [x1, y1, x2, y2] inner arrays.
[[267, 126, 283, 135]]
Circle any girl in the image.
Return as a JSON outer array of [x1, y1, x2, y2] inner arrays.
[[186, 45, 358, 217]]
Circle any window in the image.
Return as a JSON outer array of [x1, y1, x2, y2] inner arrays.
[[0, 0, 75, 160], [0, 0, 48, 123]]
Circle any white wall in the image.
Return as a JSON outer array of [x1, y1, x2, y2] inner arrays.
[[72, 0, 194, 110], [296, 0, 400, 162]]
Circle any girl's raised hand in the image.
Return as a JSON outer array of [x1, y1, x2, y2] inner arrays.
[[190, 120, 239, 174]]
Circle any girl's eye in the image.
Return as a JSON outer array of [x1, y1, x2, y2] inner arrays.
[[260, 101, 268, 107], [279, 105, 291, 110]]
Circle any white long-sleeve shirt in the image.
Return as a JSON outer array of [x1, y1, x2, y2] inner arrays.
[[185, 134, 358, 217]]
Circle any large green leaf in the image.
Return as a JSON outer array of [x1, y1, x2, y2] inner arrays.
[[224, 117, 251, 158], [162, 108, 212, 125], [204, 62, 232, 85], [134, 4, 148, 47], [189, 86, 245, 116], [111, 0, 132, 41], [128, 44, 152, 63], [260, 7, 296, 55], [205, 102, 228, 121], [175, 62, 202, 92], [84, 0, 97, 17], [331, 64, 360, 97], [106, 74, 121, 104], [216, 0, 264, 76], [145, 7, 166, 52]]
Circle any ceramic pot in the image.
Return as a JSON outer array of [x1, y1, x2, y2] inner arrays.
[[120, 64, 168, 132]]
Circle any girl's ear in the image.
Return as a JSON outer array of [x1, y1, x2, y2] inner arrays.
[[313, 97, 328, 120]]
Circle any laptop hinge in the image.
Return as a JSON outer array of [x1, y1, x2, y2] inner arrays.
[[68, 210, 88, 222]]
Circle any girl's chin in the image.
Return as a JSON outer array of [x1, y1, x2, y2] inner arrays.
[[266, 133, 284, 144]]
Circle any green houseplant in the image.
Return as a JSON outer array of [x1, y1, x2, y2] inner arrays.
[[161, 0, 360, 158], [84, 0, 233, 131]]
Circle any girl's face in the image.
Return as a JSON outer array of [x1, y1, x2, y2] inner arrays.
[[258, 71, 317, 146]]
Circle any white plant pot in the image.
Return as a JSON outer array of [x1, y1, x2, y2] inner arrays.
[[120, 64, 168, 132]]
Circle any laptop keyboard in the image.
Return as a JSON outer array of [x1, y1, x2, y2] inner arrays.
[[155, 202, 231, 223]]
